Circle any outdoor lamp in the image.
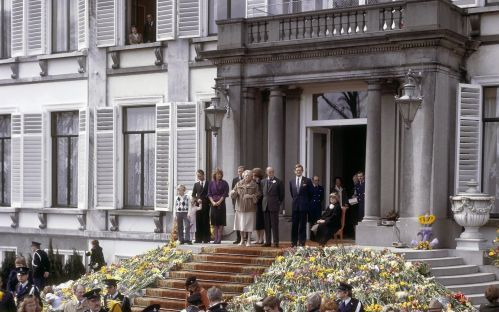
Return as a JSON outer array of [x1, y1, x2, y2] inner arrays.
[[205, 97, 227, 136], [395, 69, 423, 129]]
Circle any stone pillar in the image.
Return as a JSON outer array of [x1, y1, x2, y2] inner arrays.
[[363, 80, 382, 222], [242, 87, 259, 168], [268, 87, 285, 179]]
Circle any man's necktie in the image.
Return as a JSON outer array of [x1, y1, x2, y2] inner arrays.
[[339, 301, 346, 312], [296, 178, 300, 193]]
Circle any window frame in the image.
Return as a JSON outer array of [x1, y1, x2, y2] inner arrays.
[[0, 114, 11, 206], [0, 0, 11, 59], [482, 86, 499, 218], [50, 0, 78, 53], [51, 111, 79, 208], [122, 105, 156, 209]]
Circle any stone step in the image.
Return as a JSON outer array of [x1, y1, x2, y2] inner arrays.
[[467, 293, 488, 305], [447, 280, 499, 295], [180, 261, 267, 274], [134, 296, 186, 310], [169, 270, 255, 284], [157, 278, 247, 293], [408, 257, 464, 268], [398, 249, 450, 260], [193, 253, 276, 266], [145, 287, 238, 300], [436, 273, 496, 286], [202, 246, 284, 258], [431, 264, 480, 277]]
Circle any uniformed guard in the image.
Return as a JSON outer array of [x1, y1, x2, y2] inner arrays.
[[30, 241, 50, 289], [309, 176, 324, 241], [103, 279, 131, 312], [336, 282, 364, 312], [141, 304, 160, 312], [14, 266, 40, 305], [83, 288, 106, 312]]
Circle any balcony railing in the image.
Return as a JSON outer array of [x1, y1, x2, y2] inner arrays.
[[217, 0, 466, 49]]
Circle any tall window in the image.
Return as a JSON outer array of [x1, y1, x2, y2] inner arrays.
[[208, 0, 245, 35], [312, 91, 368, 120], [123, 106, 155, 208], [52, 111, 78, 207], [0, 115, 11, 206], [51, 0, 77, 52], [0, 0, 11, 58], [483, 87, 499, 216]]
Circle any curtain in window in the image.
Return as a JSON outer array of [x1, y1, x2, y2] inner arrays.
[[0, 0, 11, 58], [483, 88, 499, 215], [52, 0, 77, 52], [0, 115, 10, 205]]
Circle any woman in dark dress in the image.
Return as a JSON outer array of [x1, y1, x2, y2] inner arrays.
[[253, 168, 265, 244], [314, 193, 344, 247], [86, 240, 106, 272], [208, 168, 230, 244]]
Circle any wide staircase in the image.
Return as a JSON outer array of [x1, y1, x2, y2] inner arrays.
[[131, 245, 283, 311], [404, 249, 499, 306]]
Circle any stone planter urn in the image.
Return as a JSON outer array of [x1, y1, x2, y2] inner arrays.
[[450, 179, 495, 250]]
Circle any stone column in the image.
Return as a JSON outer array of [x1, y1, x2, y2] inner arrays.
[[363, 80, 382, 222], [268, 87, 285, 179]]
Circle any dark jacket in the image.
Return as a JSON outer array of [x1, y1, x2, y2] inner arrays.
[[143, 21, 156, 43], [208, 302, 228, 312], [192, 180, 210, 207], [15, 281, 40, 303], [289, 176, 312, 212], [337, 298, 364, 312], [479, 302, 499, 312], [104, 292, 131, 312], [0, 290, 16, 312], [32, 249, 50, 278], [7, 269, 33, 293], [87, 246, 106, 272], [262, 177, 284, 212]]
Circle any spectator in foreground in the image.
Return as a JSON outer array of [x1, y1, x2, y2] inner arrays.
[[262, 296, 283, 312], [480, 285, 499, 312], [185, 276, 209, 310], [0, 278, 16, 312], [62, 284, 86, 312], [336, 282, 363, 312], [86, 240, 105, 273], [141, 304, 160, 312], [183, 292, 204, 312], [16, 295, 41, 312], [427, 298, 444, 312], [207, 287, 227, 312], [320, 297, 338, 312], [82, 288, 104, 312], [307, 292, 322, 312]]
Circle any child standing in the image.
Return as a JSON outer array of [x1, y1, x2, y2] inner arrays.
[[187, 199, 200, 243], [175, 184, 192, 245]]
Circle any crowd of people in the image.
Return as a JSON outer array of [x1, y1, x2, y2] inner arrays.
[[175, 164, 366, 247]]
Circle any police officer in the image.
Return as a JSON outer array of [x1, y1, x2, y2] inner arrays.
[[336, 282, 364, 312], [14, 267, 40, 305], [103, 279, 131, 312], [309, 176, 324, 241], [31, 241, 50, 289], [83, 289, 106, 312]]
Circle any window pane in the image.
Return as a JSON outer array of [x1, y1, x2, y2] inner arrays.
[[1, 0, 11, 59], [52, 0, 69, 52], [69, 0, 78, 51], [208, 0, 218, 35], [483, 122, 499, 215], [3, 138, 10, 205], [125, 134, 142, 207], [484, 87, 499, 118], [70, 137, 78, 207], [0, 115, 10, 138], [57, 137, 69, 206], [312, 91, 367, 120], [126, 106, 155, 132], [144, 133, 155, 207], [56, 112, 79, 136]]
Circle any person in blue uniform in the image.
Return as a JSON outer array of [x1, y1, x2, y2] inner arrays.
[[14, 267, 40, 306], [103, 279, 131, 312], [336, 282, 364, 312], [309, 176, 324, 241], [83, 288, 106, 312], [30, 241, 50, 289]]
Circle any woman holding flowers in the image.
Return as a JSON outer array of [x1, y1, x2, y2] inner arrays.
[[208, 168, 230, 244], [314, 193, 345, 246], [230, 169, 261, 246]]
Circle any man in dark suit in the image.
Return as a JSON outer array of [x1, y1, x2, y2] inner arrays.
[[309, 176, 324, 241], [30, 241, 50, 289], [231, 165, 245, 244], [191, 169, 210, 243], [336, 282, 364, 312], [14, 267, 40, 305], [289, 164, 312, 247], [83, 288, 106, 312], [262, 167, 284, 247], [143, 14, 156, 43], [103, 279, 131, 312]]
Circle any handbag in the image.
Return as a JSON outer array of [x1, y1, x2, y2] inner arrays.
[[311, 224, 319, 233], [348, 197, 358, 205]]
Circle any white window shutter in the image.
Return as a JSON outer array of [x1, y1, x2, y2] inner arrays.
[[96, 0, 117, 47], [157, 0, 175, 40], [11, 114, 22, 208], [174, 102, 198, 193], [77, 0, 89, 50], [178, 0, 200, 38], [26, 0, 46, 55], [11, 0, 25, 57], [78, 108, 90, 209], [455, 83, 483, 193], [155, 103, 172, 210], [95, 107, 116, 209], [247, 0, 269, 17], [22, 113, 44, 207]]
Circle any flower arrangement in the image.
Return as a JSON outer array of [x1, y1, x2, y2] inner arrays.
[[488, 228, 499, 267], [411, 213, 438, 250], [228, 247, 476, 312], [42, 243, 191, 311]]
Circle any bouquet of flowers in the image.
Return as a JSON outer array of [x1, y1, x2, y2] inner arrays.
[[488, 228, 499, 267], [228, 247, 476, 312]]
